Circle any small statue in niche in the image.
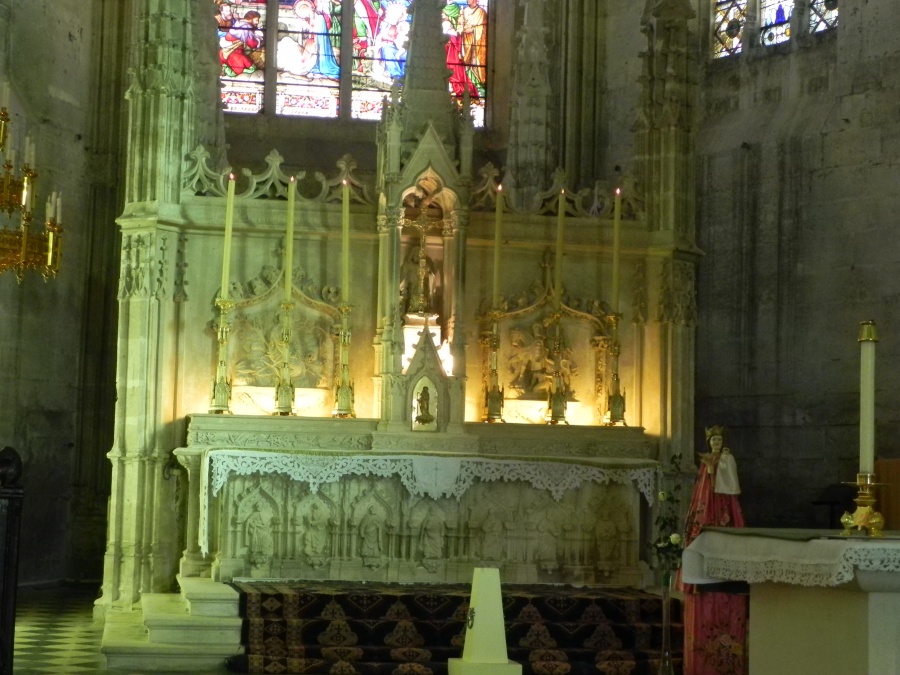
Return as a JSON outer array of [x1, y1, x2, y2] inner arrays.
[[400, 245, 436, 314], [244, 502, 273, 568], [414, 386, 435, 425], [303, 502, 330, 567], [479, 508, 505, 560], [419, 506, 445, 573], [358, 506, 384, 568]]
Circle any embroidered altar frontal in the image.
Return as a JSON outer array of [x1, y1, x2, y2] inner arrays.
[[228, 580, 683, 675]]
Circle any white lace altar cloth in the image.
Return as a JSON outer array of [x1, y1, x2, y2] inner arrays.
[[198, 449, 657, 556], [683, 528, 900, 587]]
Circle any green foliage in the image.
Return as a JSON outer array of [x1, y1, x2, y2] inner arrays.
[[651, 452, 683, 573]]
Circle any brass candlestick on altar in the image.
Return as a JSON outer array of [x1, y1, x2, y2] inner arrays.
[[273, 301, 295, 416], [209, 298, 234, 414], [332, 302, 356, 418], [840, 473, 884, 537], [482, 316, 504, 423], [606, 313, 626, 426], [546, 317, 568, 425]]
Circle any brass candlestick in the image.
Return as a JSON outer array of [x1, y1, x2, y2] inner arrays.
[[840, 473, 884, 537], [482, 317, 504, 423], [332, 302, 355, 418], [546, 316, 568, 425], [208, 298, 234, 414], [272, 301, 295, 416], [605, 313, 626, 426]]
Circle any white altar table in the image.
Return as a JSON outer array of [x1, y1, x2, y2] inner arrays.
[[684, 528, 900, 675]]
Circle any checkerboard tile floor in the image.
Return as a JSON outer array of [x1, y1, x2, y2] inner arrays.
[[13, 585, 233, 674], [13, 585, 107, 674]]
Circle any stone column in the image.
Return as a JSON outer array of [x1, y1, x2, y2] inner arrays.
[[99, 0, 199, 612]]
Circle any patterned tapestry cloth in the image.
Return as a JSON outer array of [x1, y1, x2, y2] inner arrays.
[[226, 580, 683, 675]]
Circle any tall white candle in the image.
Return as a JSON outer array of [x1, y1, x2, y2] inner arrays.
[[859, 320, 878, 474], [612, 187, 622, 314], [554, 189, 565, 309], [341, 180, 350, 303], [0, 80, 9, 109], [55, 192, 62, 225], [492, 184, 503, 310], [46, 191, 55, 221], [220, 174, 236, 301], [284, 177, 296, 303]]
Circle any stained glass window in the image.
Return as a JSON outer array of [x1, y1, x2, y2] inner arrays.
[[276, 0, 342, 118], [809, 0, 838, 33], [350, 0, 413, 121], [759, 0, 792, 46], [712, 0, 746, 59], [216, 0, 488, 126], [217, 1, 267, 113], [442, 0, 488, 127]]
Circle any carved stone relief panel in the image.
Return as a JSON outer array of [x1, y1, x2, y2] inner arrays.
[[210, 471, 641, 586]]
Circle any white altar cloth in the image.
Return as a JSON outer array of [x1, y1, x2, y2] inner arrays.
[[684, 528, 900, 675], [683, 527, 900, 588], [197, 449, 657, 556]]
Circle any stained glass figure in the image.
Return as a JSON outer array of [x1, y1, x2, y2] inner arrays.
[[712, 0, 746, 59], [442, 0, 487, 126], [809, 0, 838, 33], [217, 1, 267, 113], [276, 0, 342, 118], [759, 0, 792, 46], [350, 0, 413, 120]]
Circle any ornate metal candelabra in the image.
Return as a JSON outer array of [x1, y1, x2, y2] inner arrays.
[[209, 298, 234, 414], [0, 105, 62, 281], [273, 301, 295, 415], [332, 302, 356, 417]]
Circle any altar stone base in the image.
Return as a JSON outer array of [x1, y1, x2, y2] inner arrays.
[[750, 583, 900, 675]]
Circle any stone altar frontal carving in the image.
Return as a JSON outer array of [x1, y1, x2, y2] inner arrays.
[[176, 415, 656, 587]]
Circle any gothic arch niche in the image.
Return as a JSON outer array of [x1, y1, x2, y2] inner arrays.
[[398, 169, 462, 374], [215, 261, 342, 415]]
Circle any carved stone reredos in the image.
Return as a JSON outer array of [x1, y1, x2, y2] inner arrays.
[[214, 263, 341, 389]]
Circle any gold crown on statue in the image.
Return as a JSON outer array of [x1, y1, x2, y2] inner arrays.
[[705, 425, 727, 440]]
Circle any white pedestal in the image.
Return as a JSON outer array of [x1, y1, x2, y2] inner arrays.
[[749, 584, 900, 675]]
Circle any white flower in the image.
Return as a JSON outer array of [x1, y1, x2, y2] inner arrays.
[[658, 491, 669, 501], [669, 533, 682, 546]]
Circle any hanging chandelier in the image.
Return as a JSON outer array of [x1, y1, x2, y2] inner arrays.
[[0, 91, 62, 282]]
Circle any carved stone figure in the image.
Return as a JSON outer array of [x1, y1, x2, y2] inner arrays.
[[594, 507, 620, 576], [245, 502, 273, 567], [480, 508, 504, 560], [419, 507, 445, 572], [400, 245, 436, 314], [414, 386, 435, 425], [358, 506, 384, 568], [303, 502, 329, 566]]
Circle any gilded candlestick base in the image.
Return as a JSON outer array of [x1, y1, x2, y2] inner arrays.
[[840, 473, 884, 538]]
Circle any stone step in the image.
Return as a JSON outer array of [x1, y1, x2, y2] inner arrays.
[[178, 574, 241, 617], [102, 608, 243, 672], [142, 592, 243, 644]]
